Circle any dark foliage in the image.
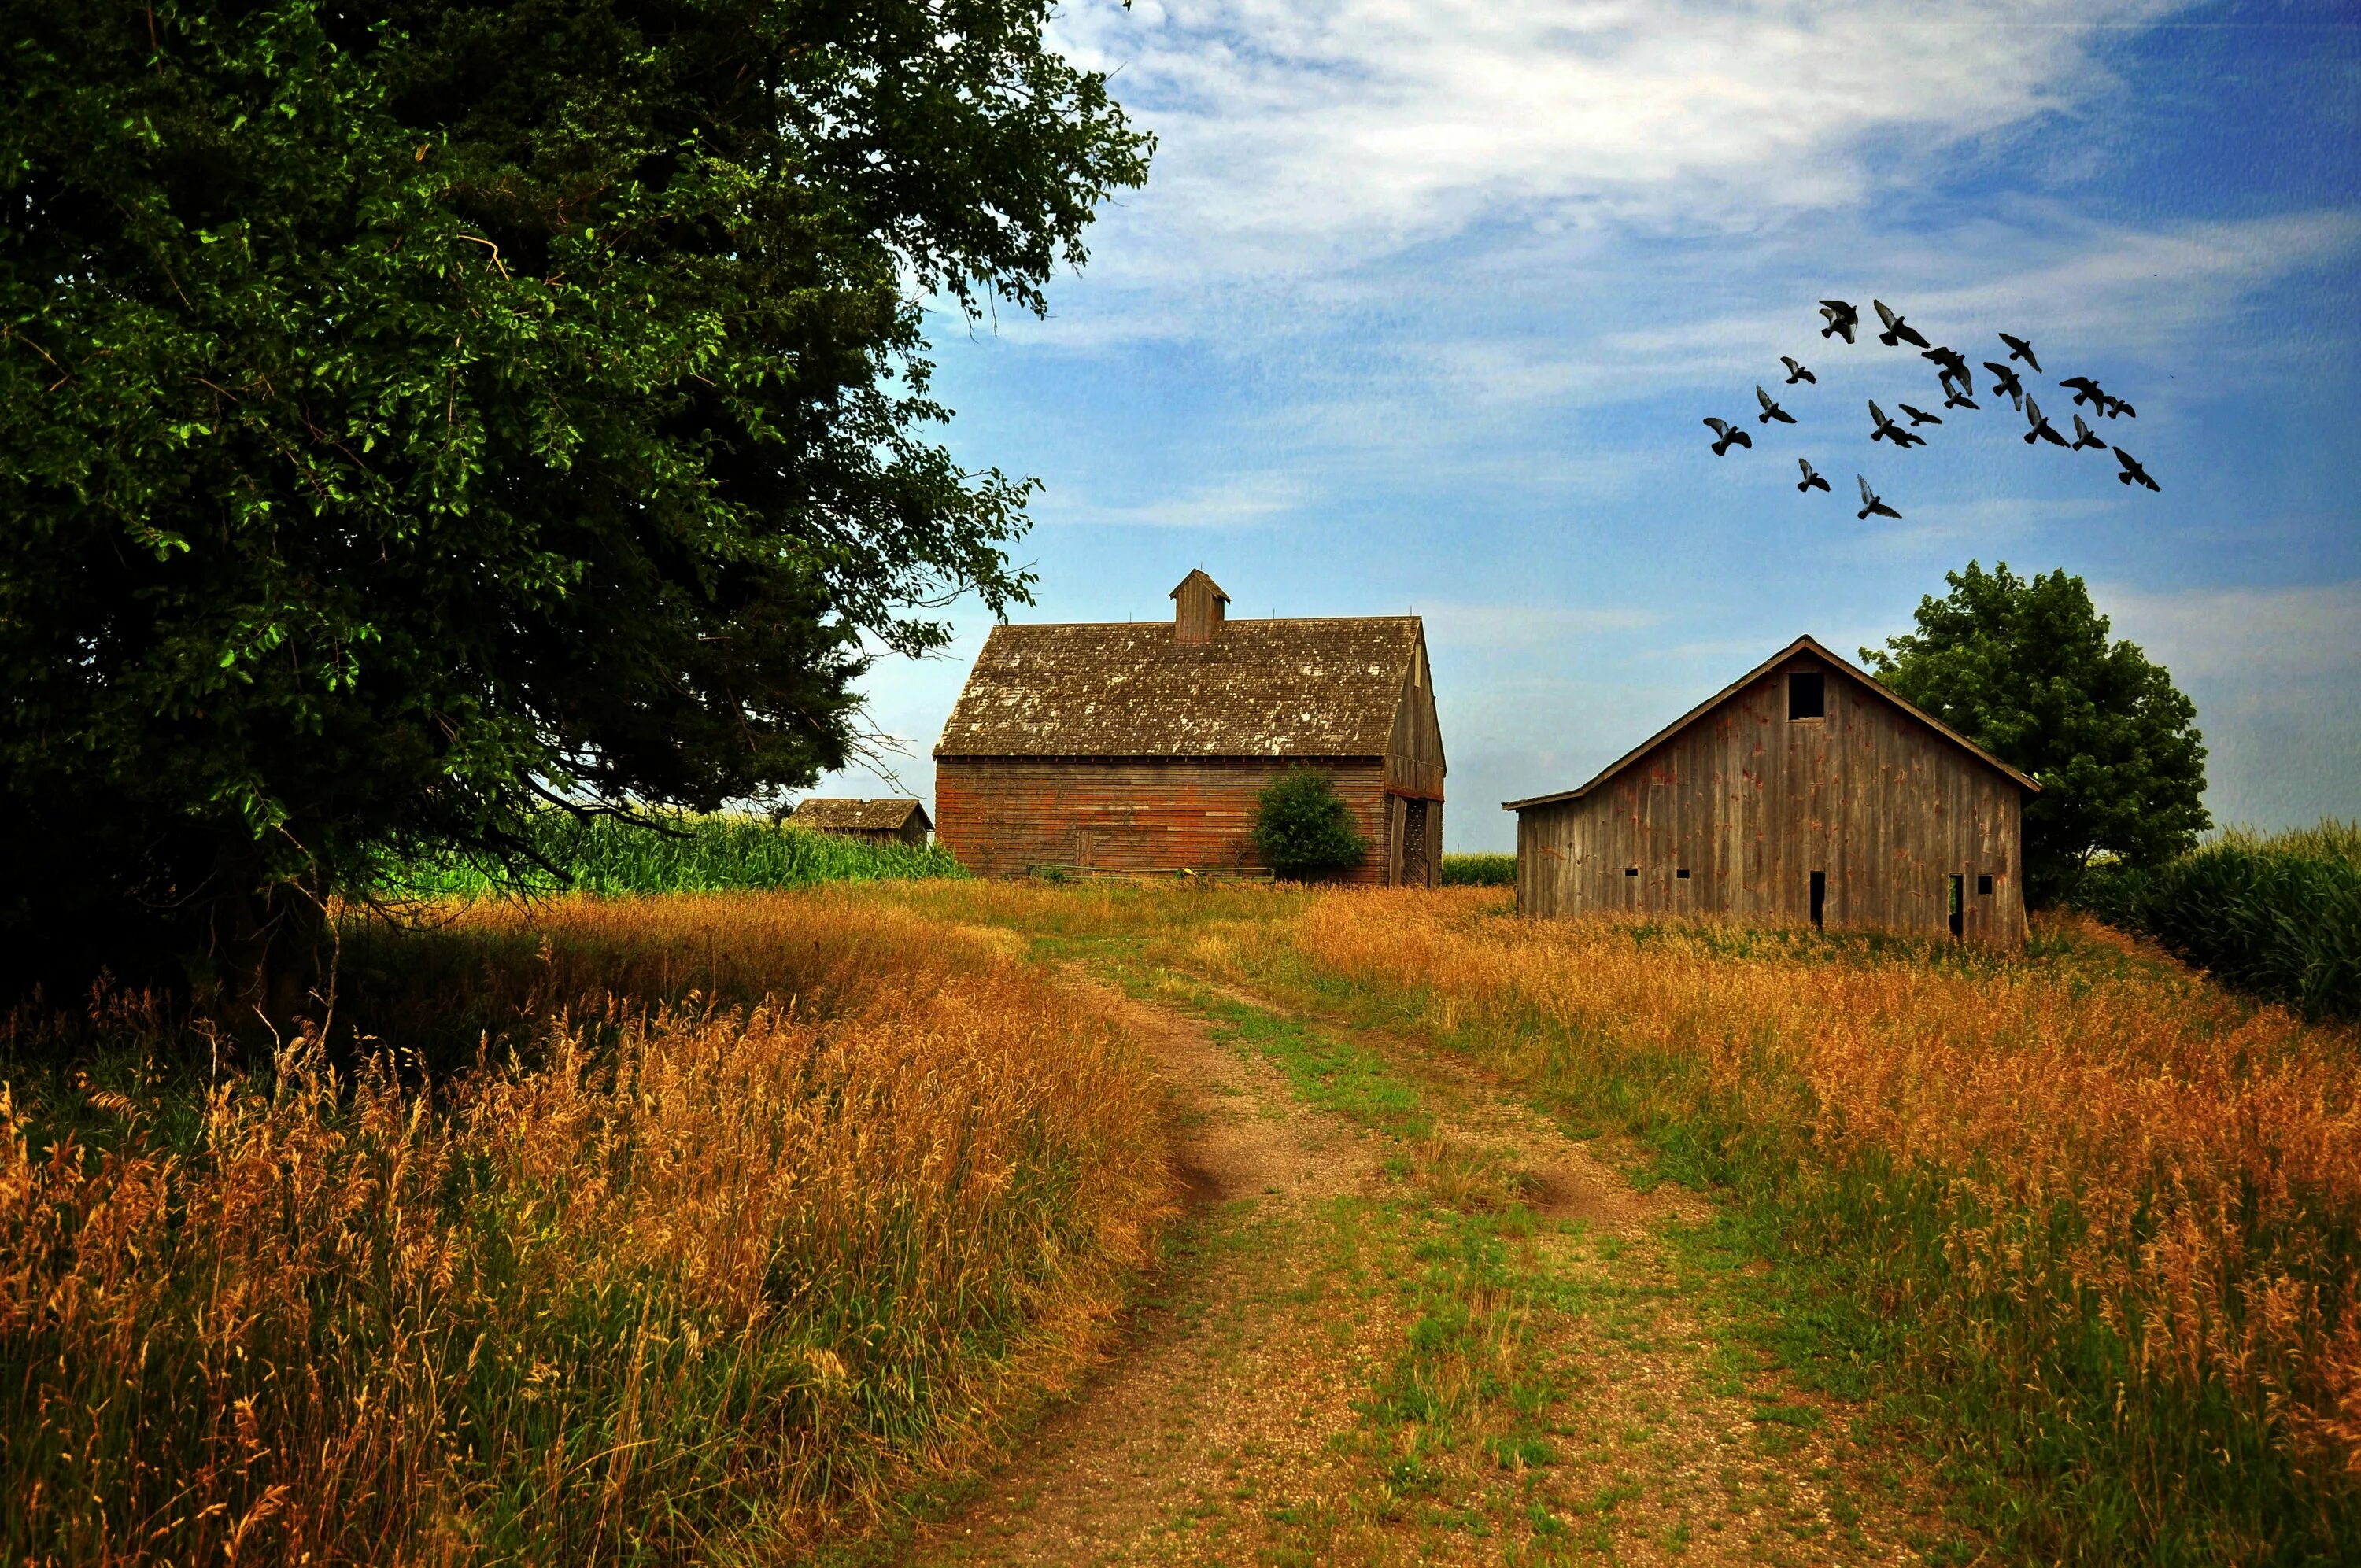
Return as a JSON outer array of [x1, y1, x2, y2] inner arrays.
[[1250, 766, 1371, 881], [0, 1, 1147, 1007], [1862, 561, 2208, 906]]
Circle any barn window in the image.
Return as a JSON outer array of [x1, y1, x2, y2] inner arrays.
[[1787, 671, 1826, 720], [1978, 873, 1993, 895], [1676, 868, 1690, 879], [1809, 870, 1826, 928], [1625, 865, 1639, 877]]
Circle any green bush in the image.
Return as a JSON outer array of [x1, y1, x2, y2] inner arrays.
[[2079, 821, 2361, 1022], [1442, 854, 1517, 887], [385, 810, 964, 897], [1250, 767, 1371, 880]]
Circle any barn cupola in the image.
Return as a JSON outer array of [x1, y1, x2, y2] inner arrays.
[[1170, 569, 1229, 644]]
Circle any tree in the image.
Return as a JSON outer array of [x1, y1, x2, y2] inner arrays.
[[1860, 562, 2209, 906], [1251, 767, 1372, 882], [0, 2, 1148, 1008]]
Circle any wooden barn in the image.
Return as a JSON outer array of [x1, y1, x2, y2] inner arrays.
[[933, 571, 1445, 884], [786, 797, 933, 847], [1504, 636, 2038, 946]]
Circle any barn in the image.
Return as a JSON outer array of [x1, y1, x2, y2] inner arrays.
[[1503, 636, 2038, 945], [786, 798, 933, 847], [933, 571, 1445, 884]]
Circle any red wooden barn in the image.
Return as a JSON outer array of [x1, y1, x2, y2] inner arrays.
[[933, 571, 1445, 884]]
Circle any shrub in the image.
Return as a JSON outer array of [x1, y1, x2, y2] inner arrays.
[[1250, 767, 1370, 880]]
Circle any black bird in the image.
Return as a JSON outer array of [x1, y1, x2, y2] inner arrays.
[[1703, 417, 1753, 456], [1983, 360, 2026, 411], [1999, 332, 2042, 373], [1868, 400, 1926, 448], [1942, 386, 1981, 411], [1922, 345, 1973, 396], [1797, 458, 1831, 493], [2114, 447, 2161, 491], [2071, 414, 2108, 452], [1874, 300, 1931, 349], [1897, 402, 1944, 428], [1819, 300, 1860, 343], [1781, 356, 1816, 386], [1757, 386, 1798, 425], [2102, 392, 2137, 420], [2059, 375, 2108, 410], [2023, 397, 2069, 448], [1857, 474, 1901, 522]]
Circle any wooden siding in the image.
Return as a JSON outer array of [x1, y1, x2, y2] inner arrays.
[[937, 757, 1395, 884], [1513, 654, 2027, 945]]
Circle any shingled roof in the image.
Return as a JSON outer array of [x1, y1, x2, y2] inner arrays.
[[935, 616, 1425, 759], [789, 798, 930, 832]]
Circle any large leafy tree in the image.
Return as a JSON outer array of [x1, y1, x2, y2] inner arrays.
[[1861, 561, 2209, 906], [0, 2, 1147, 1005]]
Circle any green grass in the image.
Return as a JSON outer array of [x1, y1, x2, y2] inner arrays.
[[2078, 818, 2361, 1021], [1443, 854, 1517, 887], [384, 808, 966, 897]]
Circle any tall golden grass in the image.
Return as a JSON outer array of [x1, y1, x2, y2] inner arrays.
[[1242, 891, 2359, 1560], [1, 891, 1169, 1563]]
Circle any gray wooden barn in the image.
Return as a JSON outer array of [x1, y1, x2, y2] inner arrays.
[[1503, 636, 2038, 945]]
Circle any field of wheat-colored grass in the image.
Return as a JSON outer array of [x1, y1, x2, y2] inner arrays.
[[881, 877, 2361, 1559], [1, 891, 1169, 1565]]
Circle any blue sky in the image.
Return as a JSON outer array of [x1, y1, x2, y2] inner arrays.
[[815, 0, 2360, 850]]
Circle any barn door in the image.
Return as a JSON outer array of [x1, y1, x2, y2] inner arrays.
[[1402, 799, 1431, 888]]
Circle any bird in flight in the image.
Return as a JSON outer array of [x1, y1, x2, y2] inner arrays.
[[2114, 447, 2161, 491], [1868, 400, 1926, 448], [1983, 360, 2026, 411], [2101, 392, 2137, 420], [1757, 386, 1798, 425], [1942, 386, 1981, 412], [2023, 397, 2070, 448], [1998, 332, 2042, 373], [2070, 414, 2108, 452], [1781, 356, 1816, 386], [1874, 300, 1931, 349], [1857, 474, 1901, 521], [1819, 300, 1860, 343], [1703, 417, 1753, 456], [1897, 402, 1944, 428], [2059, 375, 2109, 410], [1921, 346, 1973, 397], [1797, 458, 1831, 493]]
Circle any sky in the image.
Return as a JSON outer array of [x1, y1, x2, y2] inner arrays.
[[812, 0, 2361, 851]]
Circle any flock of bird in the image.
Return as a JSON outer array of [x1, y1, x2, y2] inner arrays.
[[1701, 299, 2160, 520]]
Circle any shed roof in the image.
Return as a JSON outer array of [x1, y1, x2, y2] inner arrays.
[[935, 617, 1425, 759], [1501, 635, 2039, 812], [789, 798, 931, 832]]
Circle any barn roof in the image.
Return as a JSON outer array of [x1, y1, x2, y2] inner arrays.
[[934, 617, 1425, 759], [1501, 634, 2039, 811], [790, 797, 930, 832]]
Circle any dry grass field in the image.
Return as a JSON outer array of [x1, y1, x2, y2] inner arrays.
[[1, 892, 1168, 1564], [5, 878, 2355, 1564], [878, 880, 2361, 1562]]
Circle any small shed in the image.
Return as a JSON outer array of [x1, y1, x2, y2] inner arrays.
[[1503, 636, 2038, 946], [933, 570, 1445, 884], [787, 798, 933, 847]]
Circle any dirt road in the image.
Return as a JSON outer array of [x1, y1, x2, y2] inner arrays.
[[910, 974, 1960, 1566]]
